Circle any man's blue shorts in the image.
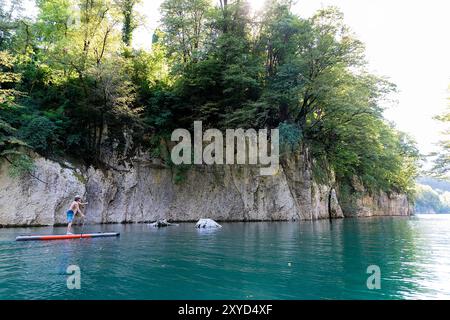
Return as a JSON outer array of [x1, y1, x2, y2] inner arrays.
[[67, 210, 75, 223]]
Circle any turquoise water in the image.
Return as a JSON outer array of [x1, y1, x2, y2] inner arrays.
[[0, 214, 449, 300]]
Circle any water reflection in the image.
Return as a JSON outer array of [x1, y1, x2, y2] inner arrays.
[[0, 215, 449, 299]]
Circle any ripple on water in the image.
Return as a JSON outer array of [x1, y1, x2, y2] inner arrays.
[[1, 216, 450, 299]]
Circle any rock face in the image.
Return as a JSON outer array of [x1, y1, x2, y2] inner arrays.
[[329, 188, 344, 218], [342, 191, 411, 217], [337, 176, 411, 217], [0, 157, 85, 226], [0, 149, 411, 226]]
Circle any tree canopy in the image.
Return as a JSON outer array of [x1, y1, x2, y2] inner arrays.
[[0, 0, 419, 195], [429, 85, 450, 178]]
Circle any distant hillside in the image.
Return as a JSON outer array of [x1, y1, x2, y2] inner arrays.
[[417, 177, 450, 192], [415, 177, 450, 214]]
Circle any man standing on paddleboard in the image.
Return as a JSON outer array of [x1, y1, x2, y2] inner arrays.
[[67, 196, 87, 234]]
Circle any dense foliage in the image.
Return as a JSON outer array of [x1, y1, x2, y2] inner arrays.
[[0, 0, 419, 194]]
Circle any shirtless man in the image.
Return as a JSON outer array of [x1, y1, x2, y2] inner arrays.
[[66, 195, 87, 234]]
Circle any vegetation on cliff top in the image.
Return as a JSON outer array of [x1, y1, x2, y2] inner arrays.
[[0, 0, 419, 195]]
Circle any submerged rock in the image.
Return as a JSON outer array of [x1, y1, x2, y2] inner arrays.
[[149, 219, 178, 228], [195, 218, 222, 229]]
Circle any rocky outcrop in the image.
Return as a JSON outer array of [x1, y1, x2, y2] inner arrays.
[[0, 157, 85, 226], [195, 219, 222, 229], [329, 188, 344, 218], [348, 192, 411, 217], [149, 219, 178, 227], [337, 176, 412, 217], [0, 149, 410, 227]]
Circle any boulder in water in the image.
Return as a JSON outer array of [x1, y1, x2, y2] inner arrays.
[[149, 219, 178, 228], [195, 218, 222, 229]]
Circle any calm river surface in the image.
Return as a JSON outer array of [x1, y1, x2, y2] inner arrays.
[[0, 214, 449, 299]]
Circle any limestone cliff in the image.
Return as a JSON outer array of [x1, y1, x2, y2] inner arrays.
[[337, 176, 411, 217], [0, 150, 411, 226]]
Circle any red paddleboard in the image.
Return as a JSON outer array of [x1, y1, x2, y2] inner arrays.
[[15, 232, 120, 241]]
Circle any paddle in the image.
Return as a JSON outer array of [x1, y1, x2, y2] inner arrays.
[[80, 216, 85, 237], [79, 201, 88, 237]]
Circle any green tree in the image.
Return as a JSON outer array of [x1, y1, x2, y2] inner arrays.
[[115, 0, 141, 47], [0, 0, 420, 195], [0, 50, 32, 175], [160, 0, 212, 66], [430, 85, 450, 177], [19, 0, 143, 164], [0, 0, 24, 49]]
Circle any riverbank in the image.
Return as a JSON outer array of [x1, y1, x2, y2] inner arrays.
[[0, 151, 412, 227], [0, 214, 414, 228]]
